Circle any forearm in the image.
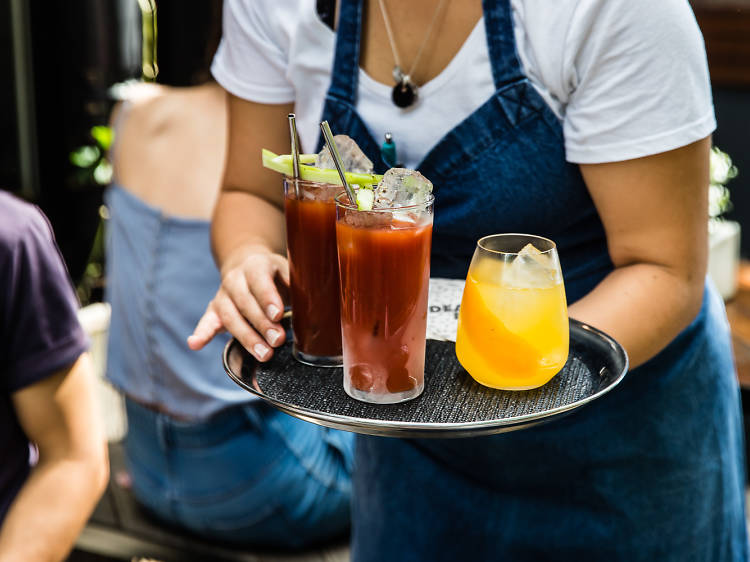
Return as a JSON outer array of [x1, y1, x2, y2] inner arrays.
[[210, 94, 292, 271], [0, 456, 108, 561], [568, 262, 705, 369], [212, 189, 286, 271]]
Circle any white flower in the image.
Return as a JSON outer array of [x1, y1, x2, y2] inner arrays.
[[709, 184, 730, 219], [710, 147, 736, 186], [708, 147, 737, 220]]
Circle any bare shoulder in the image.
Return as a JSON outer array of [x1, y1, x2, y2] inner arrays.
[[116, 82, 225, 144], [111, 82, 228, 218], [110, 82, 166, 128]]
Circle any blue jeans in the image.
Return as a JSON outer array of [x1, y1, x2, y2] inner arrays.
[[123, 398, 353, 548]]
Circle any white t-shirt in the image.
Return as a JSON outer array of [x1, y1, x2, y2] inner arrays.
[[211, 0, 715, 167]]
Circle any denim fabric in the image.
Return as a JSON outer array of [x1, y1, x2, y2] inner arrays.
[[106, 184, 354, 546], [322, 0, 748, 560], [124, 397, 353, 548], [352, 286, 747, 561], [320, 2, 611, 290], [104, 185, 251, 419]]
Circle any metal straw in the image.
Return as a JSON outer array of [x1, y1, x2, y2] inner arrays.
[[288, 113, 301, 197], [319, 120, 357, 205]]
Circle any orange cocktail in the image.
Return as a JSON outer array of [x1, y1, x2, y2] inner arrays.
[[456, 234, 568, 390]]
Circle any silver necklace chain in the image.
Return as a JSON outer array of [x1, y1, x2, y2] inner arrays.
[[377, 0, 448, 87]]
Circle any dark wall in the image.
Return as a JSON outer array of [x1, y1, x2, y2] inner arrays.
[[2, 0, 222, 285], [29, 0, 141, 282], [0, 0, 19, 192], [0, 1, 139, 283], [713, 87, 750, 257], [692, 2, 750, 257]]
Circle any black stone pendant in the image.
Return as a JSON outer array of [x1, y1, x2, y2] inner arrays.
[[392, 79, 418, 108]]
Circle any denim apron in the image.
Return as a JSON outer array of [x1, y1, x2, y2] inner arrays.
[[320, 0, 748, 560]]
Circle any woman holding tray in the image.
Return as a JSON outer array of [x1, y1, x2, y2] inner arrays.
[[190, 0, 748, 559]]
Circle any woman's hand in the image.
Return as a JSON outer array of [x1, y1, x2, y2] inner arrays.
[[188, 95, 294, 361], [188, 246, 289, 361]]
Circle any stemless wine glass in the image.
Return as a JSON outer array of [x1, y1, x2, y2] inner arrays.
[[455, 234, 569, 390]]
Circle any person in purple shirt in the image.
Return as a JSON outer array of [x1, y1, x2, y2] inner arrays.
[[0, 191, 108, 560]]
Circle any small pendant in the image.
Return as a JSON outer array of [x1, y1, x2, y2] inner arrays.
[[392, 76, 418, 108]]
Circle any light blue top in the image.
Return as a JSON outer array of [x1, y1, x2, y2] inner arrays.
[[104, 185, 254, 420]]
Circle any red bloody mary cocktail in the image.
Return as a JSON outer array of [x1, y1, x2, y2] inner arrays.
[[284, 178, 343, 366], [335, 193, 434, 403]]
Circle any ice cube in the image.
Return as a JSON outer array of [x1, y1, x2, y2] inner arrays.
[[315, 134, 374, 174], [518, 243, 551, 268], [341, 208, 393, 229], [349, 364, 374, 392], [503, 243, 558, 288], [391, 210, 418, 224], [374, 168, 433, 208]]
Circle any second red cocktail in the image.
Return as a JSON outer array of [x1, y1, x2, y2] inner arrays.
[[284, 178, 342, 366]]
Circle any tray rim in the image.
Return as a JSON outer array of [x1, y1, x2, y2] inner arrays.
[[223, 319, 629, 438]]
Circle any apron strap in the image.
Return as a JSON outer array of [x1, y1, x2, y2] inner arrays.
[[328, 0, 525, 103], [326, 0, 363, 104], [481, 0, 526, 89]]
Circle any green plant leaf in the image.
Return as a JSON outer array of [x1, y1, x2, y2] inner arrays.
[[70, 145, 101, 168], [91, 126, 114, 150]]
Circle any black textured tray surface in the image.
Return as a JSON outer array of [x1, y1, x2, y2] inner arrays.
[[225, 320, 628, 437]]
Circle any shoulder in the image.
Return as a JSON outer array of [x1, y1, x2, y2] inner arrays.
[[0, 192, 54, 260], [516, 0, 701, 41], [115, 83, 226, 149], [112, 84, 206, 147], [566, 0, 702, 29], [0, 192, 67, 296], [213, 0, 318, 102], [515, 0, 712, 163], [0, 193, 87, 389], [223, 0, 307, 45], [110, 83, 168, 130], [515, 0, 705, 92], [564, 0, 705, 58], [510, 0, 580, 96]]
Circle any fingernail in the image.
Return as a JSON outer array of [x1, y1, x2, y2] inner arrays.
[[253, 343, 269, 360], [265, 329, 281, 346], [267, 304, 280, 320]]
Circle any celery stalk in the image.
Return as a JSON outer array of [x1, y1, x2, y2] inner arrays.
[[261, 149, 382, 186]]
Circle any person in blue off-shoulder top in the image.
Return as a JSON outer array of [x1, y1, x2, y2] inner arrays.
[[104, 0, 353, 548]]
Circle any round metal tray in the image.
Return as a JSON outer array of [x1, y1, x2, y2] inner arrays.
[[223, 319, 628, 438]]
